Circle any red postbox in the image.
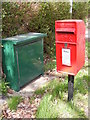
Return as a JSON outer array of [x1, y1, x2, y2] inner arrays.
[[55, 20, 85, 75]]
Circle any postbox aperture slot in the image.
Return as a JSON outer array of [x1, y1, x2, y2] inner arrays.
[[56, 32, 74, 34], [56, 28, 75, 34]]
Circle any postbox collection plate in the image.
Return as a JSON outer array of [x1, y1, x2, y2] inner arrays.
[[62, 48, 71, 66]]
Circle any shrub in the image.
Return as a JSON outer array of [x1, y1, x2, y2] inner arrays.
[[72, 2, 88, 22], [2, 2, 88, 58]]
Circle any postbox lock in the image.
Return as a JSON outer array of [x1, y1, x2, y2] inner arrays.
[[64, 43, 67, 48]]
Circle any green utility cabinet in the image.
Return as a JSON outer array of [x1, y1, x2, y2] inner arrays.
[[2, 33, 47, 91]]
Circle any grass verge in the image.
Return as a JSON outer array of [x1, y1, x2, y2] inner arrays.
[[35, 41, 88, 118], [36, 69, 88, 118]]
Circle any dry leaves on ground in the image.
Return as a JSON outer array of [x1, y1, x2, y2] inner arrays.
[[2, 95, 42, 119]]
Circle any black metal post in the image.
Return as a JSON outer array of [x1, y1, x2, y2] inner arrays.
[[68, 75, 74, 101]]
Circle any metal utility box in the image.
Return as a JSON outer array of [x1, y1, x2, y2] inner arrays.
[[55, 20, 85, 75], [2, 33, 47, 91]]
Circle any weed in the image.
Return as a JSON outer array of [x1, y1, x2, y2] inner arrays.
[[8, 96, 22, 111], [30, 96, 35, 104], [44, 60, 56, 72], [0, 78, 9, 97], [35, 87, 45, 96]]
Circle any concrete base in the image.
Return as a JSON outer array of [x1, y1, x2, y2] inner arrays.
[[7, 74, 57, 97]]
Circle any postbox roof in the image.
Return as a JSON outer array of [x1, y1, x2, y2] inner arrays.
[[55, 19, 83, 23]]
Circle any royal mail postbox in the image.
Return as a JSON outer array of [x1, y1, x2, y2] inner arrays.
[[55, 20, 85, 75]]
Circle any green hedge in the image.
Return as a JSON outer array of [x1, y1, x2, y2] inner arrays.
[[72, 2, 88, 22], [2, 2, 88, 57]]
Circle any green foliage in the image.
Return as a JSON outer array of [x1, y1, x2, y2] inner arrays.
[[36, 93, 87, 118], [44, 59, 56, 72], [88, 0, 90, 13], [36, 94, 58, 118], [35, 77, 68, 98], [0, 78, 9, 96], [74, 74, 88, 95], [51, 82, 68, 100], [88, 41, 90, 59], [8, 96, 22, 110], [29, 96, 35, 104], [35, 88, 45, 96], [72, 2, 88, 22]]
